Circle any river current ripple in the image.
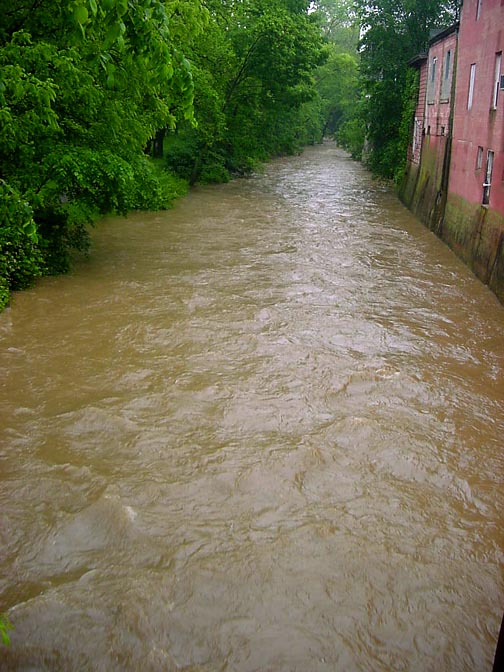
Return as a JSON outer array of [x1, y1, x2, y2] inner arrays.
[[1, 143, 503, 671]]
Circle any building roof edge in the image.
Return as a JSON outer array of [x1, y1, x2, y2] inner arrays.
[[428, 22, 459, 46], [408, 53, 428, 68]]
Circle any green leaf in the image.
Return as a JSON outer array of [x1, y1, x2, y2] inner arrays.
[[73, 5, 89, 25], [116, 0, 128, 17], [89, 0, 98, 16], [105, 21, 121, 44], [162, 63, 174, 80]]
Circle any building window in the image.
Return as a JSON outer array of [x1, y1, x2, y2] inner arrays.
[[483, 150, 494, 205], [445, 51, 451, 78], [427, 56, 437, 103], [412, 117, 420, 154], [476, 0, 482, 19], [441, 50, 452, 100], [492, 52, 502, 109], [476, 146, 484, 170], [468, 63, 476, 109]]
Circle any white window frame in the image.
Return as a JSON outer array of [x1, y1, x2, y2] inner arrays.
[[492, 52, 502, 109], [483, 150, 494, 205], [427, 56, 438, 104], [476, 146, 484, 170], [441, 50, 452, 100], [468, 63, 476, 110]]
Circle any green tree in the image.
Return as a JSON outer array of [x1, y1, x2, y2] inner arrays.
[[316, 47, 359, 136], [307, 0, 360, 143], [313, 0, 359, 50], [166, 0, 327, 182], [0, 0, 331, 308], [224, 0, 327, 166], [0, 0, 206, 302]]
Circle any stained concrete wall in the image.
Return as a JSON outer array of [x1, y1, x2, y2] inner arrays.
[[400, 133, 451, 237], [443, 195, 504, 302], [401, 136, 504, 304]]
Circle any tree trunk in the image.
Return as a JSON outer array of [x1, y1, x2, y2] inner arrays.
[[152, 128, 166, 159]]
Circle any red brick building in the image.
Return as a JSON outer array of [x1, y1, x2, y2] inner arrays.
[[449, 0, 504, 212], [402, 0, 504, 302], [407, 53, 428, 166], [401, 26, 458, 233], [443, 0, 504, 299], [425, 27, 458, 140]]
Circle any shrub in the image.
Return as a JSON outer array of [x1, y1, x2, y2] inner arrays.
[[0, 180, 43, 308]]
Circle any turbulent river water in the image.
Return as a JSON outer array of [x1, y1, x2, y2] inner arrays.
[[1, 142, 503, 672]]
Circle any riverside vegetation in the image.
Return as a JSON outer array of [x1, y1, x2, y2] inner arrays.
[[0, 0, 459, 311]]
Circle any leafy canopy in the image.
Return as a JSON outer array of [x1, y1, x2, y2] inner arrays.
[[167, 0, 328, 182], [0, 0, 207, 305]]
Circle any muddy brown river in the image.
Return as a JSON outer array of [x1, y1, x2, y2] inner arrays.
[[1, 143, 503, 671]]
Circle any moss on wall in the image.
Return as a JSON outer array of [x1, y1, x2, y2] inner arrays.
[[444, 194, 504, 303], [400, 136, 504, 304], [399, 136, 448, 235]]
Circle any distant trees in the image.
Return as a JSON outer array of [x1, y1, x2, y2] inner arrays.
[[312, 0, 360, 141], [165, 0, 328, 183]]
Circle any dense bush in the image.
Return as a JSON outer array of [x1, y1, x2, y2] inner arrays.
[[337, 117, 366, 160], [163, 0, 328, 184], [0, 0, 205, 307], [0, 181, 44, 309]]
